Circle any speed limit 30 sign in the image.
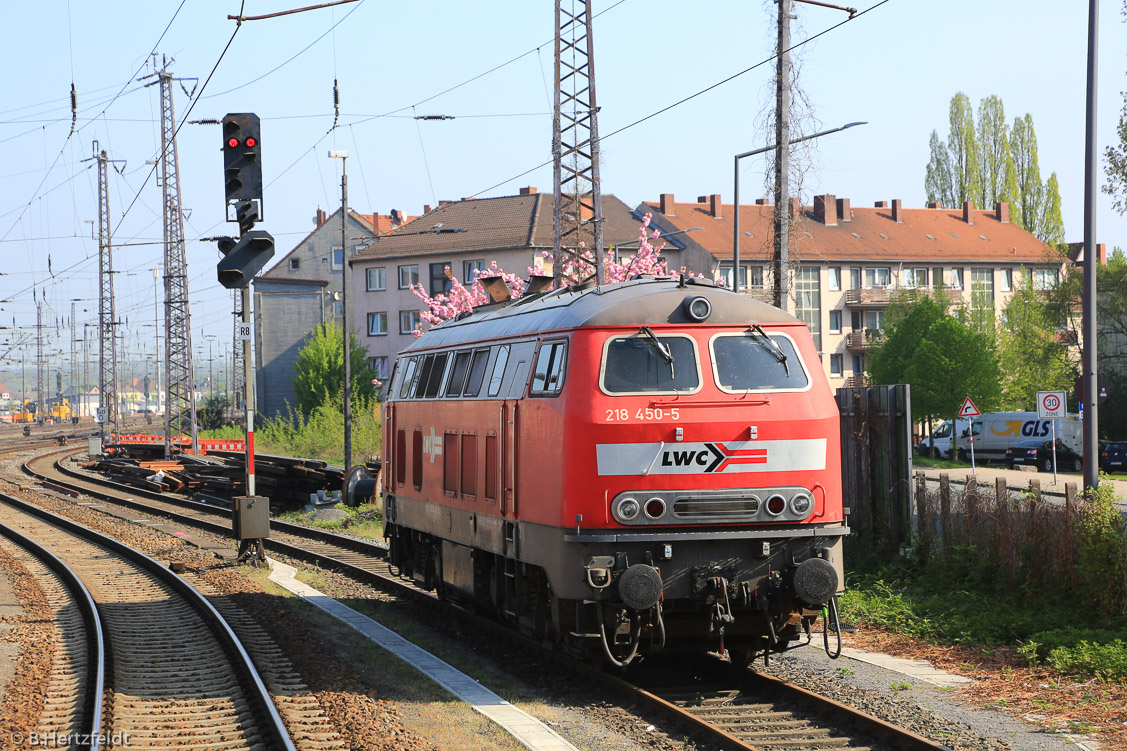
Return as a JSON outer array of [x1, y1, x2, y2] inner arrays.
[[1037, 390, 1066, 419]]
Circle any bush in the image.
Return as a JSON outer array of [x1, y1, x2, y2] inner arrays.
[[1074, 479, 1127, 617], [1019, 628, 1127, 681]]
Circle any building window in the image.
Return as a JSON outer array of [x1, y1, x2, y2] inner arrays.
[[719, 263, 745, 289], [864, 267, 890, 289], [830, 354, 843, 377], [829, 310, 842, 334], [795, 266, 821, 351], [971, 268, 994, 308], [464, 260, 485, 284], [850, 267, 862, 290], [333, 300, 344, 318], [903, 268, 928, 289], [400, 310, 420, 334], [372, 356, 388, 379], [748, 265, 764, 288], [828, 267, 841, 291], [366, 267, 385, 291], [950, 268, 964, 289], [1034, 268, 1057, 290], [290, 258, 300, 270], [399, 264, 419, 289], [331, 246, 343, 271], [367, 312, 387, 336], [864, 309, 885, 332], [430, 262, 453, 296], [999, 268, 1013, 292]]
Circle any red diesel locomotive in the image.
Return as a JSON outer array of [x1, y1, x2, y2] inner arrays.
[[375, 276, 846, 666]]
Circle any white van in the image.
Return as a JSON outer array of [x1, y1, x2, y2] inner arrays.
[[925, 412, 1082, 462]]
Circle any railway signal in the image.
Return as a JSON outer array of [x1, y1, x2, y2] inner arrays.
[[216, 230, 275, 289], [221, 113, 262, 233]]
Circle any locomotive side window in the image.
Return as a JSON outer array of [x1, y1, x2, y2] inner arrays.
[[710, 331, 810, 392], [398, 357, 418, 399], [461, 434, 477, 497], [531, 340, 568, 396], [395, 428, 406, 487], [601, 334, 700, 394], [484, 434, 498, 500], [443, 431, 458, 494], [412, 429, 423, 489], [413, 355, 435, 398], [462, 349, 490, 397], [445, 351, 472, 397], [423, 353, 449, 398], [487, 346, 510, 397]]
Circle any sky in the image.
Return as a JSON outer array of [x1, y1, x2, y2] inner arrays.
[[1, 0, 1125, 389]]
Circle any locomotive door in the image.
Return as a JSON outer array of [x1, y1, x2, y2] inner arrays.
[[501, 401, 518, 518]]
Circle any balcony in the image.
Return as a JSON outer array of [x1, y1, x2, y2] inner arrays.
[[845, 329, 884, 351], [844, 287, 942, 308], [739, 287, 775, 304], [843, 375, 868, 389]]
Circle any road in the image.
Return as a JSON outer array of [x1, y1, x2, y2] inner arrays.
[[913, 462, 1127, 512]]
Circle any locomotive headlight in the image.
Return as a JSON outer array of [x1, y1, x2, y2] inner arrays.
[[685, 295, 712, 322], [789, 492, 813, 517], [617, 497, 641, 521]]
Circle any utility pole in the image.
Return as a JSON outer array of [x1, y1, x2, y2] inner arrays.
[[69, 301, 76, 412], [773, 0, 793, 312], [1082, 0, 1100, 489], [35, 301, 44, 422], [329, 150, 352, 474], [85, 144, 121, 439], [552, 0, 605, 287], [231, 290, 244, 423], [145, 58, 199, 456]]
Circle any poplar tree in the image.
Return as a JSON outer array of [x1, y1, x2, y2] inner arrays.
[[947, 93, 982, 208], [976, 95, 1017, 210], [925, 130, 955, 209]]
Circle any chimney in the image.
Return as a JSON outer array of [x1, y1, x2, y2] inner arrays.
[[659, 193, 675, 215], [995, 201, 1010, 224], [696, 195, 707, 203], [926, 201, 942, 209], [963, 201, 975, 224], [814, 194, 838, 226], [519, 186, 538, 195], [1099, 243, 1107, 265], [315, 208, 327, 227], [709, 194, 722, 217], [789, 197, 801, 219], [390, 209, 401, 226], [874, 200, 888, 208], [836, 197, 851, 222], [755, 198, 770, 206], [891, 199, 903, 223], [423, 204, 431, 215]]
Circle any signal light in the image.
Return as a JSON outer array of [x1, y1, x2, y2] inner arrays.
[[245, 136, 256, 147], [221, 113, 262, 215], [216, 230, 275, 289], [227, 137, 239, 148]]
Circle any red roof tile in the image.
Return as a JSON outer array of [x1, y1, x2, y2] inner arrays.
[[644, 198, 1067, 265]]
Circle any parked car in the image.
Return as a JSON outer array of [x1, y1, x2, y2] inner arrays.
[[1100, 442, 1127, 473], [1005, 439, 1082, 473]]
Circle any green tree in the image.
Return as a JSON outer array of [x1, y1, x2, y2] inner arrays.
[[1037, 173, 1065, 248], [292, 322, 377, 415], [197, 394, 230, 431], [925, 130, 954, 209], [948, 92, 982, 208], [1011, 113, 1043, 231], [868, 293, 949, 418], [976, 95, 1017, 210], [996, 274, 1075, 410]]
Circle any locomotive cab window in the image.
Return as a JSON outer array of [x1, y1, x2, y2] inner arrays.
[[398, 357, 418, 399], [462, 349, 490, 397], [601, 333, 700, 395], [445, 350, 473, 397], [531, 340, 567, 396], [487, 346, 510, 397], [709, 330, 810, 392]]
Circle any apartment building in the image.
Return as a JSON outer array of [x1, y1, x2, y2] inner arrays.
[[350, 189, 716, 375], [641, 194, 1071, 387]]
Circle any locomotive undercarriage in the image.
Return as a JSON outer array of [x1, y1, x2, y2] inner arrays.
[[384, 499, 846, 667]]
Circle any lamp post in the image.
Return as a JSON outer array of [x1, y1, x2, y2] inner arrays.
[[329, 149, 352, 474], [732, 121, 866, 297]]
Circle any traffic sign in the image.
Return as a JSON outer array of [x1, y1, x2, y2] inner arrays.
[[1037, 390, 1066, 419], [958, 396, 980, 418]]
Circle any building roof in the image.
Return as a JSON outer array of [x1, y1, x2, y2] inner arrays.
[[260, 207, 404, 280], [351, 191, 647, 262], [643, 195, 1067, 265]]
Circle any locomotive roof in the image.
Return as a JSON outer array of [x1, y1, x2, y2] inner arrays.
[[403, 277, 802, 352]]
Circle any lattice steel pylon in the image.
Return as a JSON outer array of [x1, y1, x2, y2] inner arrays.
[[94, 146, 119, 438], [552, 0, 605, 287], [147, 59, 198, 456], [35, 300, 45, 422]]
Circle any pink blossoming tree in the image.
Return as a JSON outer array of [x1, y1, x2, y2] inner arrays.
[[410, 213, 691, 336]]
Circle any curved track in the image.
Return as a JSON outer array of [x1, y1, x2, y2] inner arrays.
[[22, 445, 952, 751], [0, 517, 104, 750], [0, 490, 295, 751]]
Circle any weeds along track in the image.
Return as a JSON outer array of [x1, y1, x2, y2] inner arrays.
[[22, 446, 955, 751], [0, 491, 295, 751]]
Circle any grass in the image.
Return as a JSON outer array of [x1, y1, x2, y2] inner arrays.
[[277, 501, 384, 540]]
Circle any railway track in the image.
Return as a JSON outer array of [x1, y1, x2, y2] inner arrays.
[[19, 445, 954, 751], [0, 490, 295, 750]]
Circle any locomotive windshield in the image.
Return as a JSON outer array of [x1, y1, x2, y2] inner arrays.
[[710, 332, 809, 391], [602, 334, 699, 394]]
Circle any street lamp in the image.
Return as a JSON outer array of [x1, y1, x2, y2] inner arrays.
[[329, 149, 353, 474], [732, 121, 866, 297]]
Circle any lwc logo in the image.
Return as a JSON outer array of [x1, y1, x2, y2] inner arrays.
[[596, 439, 827, 476]]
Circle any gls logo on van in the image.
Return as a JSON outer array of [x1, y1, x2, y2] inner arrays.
[[992, 420, 1051, 438]]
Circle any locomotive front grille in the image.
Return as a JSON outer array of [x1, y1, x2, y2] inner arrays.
[[672, 497, 761, 521]]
